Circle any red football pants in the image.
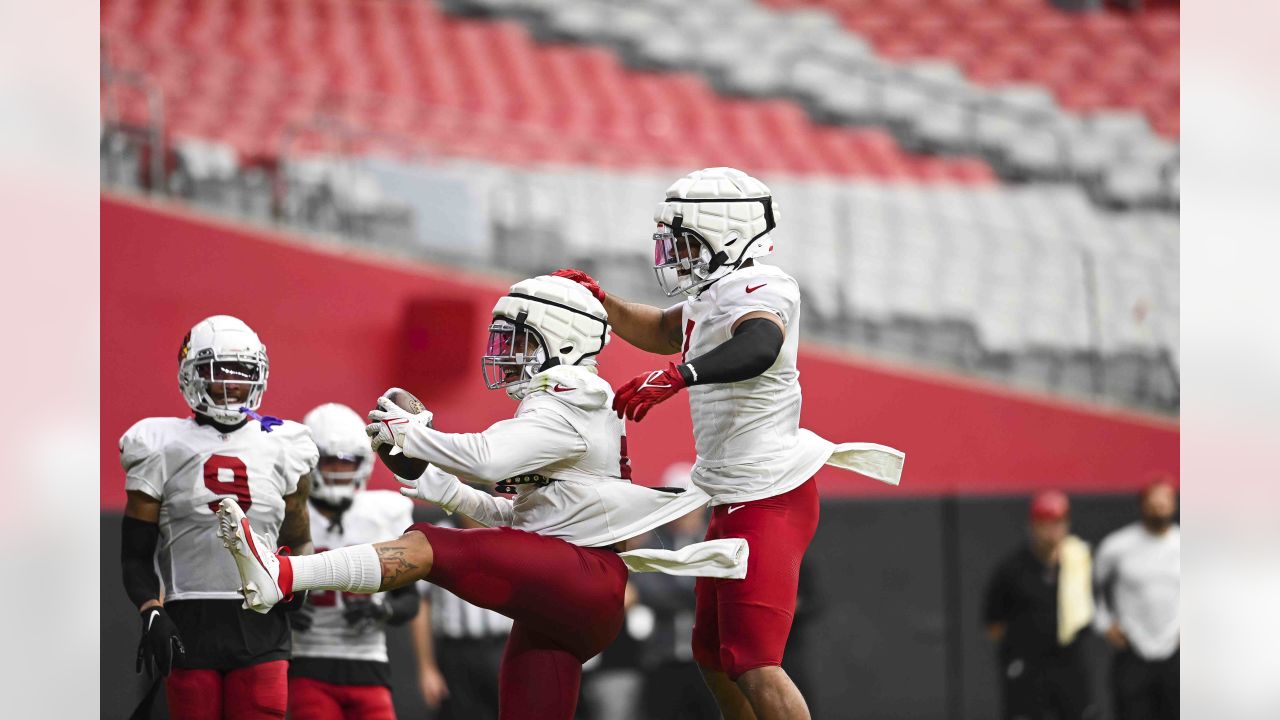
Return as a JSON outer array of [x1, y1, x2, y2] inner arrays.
[[287, 676, 395, 720], [692, 478, 820, 680], [166, 659, 288, 719], [407, 523, 628, 720]]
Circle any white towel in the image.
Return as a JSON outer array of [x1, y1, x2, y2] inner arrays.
[[826, 442, 906, 486], [619, 538, 750, 579]]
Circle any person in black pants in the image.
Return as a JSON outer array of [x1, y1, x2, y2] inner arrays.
[[984, 491, 1098, 720], [1094, 479, 1180, 720]]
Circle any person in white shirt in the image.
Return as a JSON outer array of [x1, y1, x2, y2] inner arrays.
[[216, 275, 745, 720], [288, 403, 419, 720], [552, 167, 905, 720], [1094, 479, 1180, 720], [119, 315, 317, 720]]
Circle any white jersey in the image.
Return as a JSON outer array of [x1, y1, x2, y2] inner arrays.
[[1093, 523, 1181, 660], [293, 491, 415, 663], [680, 263, 834, 504], [120, 416, 318, 601], [404, 364, 710, 547]]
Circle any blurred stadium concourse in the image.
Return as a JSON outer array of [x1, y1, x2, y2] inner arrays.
[[100, 0, 1178, 718]]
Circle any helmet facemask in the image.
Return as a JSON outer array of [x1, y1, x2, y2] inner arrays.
[[653, 221, 718, 297], [652, 196, 777, 297], [311, 453, 369, 509], [482, 316, 548, 400], [180, 356, 268, 425]]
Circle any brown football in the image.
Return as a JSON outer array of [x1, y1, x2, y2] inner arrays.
[[373, 387, 430, 480]]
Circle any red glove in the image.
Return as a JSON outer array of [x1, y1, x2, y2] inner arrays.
[[612, 364, 688, 422], [550, 268, 606, 303]]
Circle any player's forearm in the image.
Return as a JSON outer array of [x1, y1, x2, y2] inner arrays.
[[279, 477, 314, 554], [679, 317, 783, 385], [603, 294, 682, 355], [121, 516, 162, 610], [450, 484, 516, 527]]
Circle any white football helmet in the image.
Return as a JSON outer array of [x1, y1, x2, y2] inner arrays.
[[652, 167, 779, 297], [303, 403, 374, 508], [483, 275, 610, 400], [650, 165, 778, 294], [177, 315, 269, 425]]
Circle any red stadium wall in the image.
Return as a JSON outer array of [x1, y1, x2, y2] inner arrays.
[[101, 194, 1178, 510]]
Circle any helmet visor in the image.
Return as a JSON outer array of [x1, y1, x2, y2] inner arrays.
[[653, 225, 711, 297], [482, 319, 546, 390]]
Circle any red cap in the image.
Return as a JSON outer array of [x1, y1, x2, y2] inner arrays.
[[1029, 490, 1069, 521]]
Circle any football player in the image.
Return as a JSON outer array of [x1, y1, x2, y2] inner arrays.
[[216, 275, 747, 720], [288, 403, 419, 720], [119, 315, 318, 719], [553, 167, 905, 720]]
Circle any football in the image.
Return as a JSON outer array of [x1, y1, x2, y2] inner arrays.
[[373, 387, 429, 480]]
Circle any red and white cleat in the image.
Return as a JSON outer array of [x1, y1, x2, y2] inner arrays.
[[215, 498, 291, 614]]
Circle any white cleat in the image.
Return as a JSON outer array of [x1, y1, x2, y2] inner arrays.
[[215, 498, 287, 614]]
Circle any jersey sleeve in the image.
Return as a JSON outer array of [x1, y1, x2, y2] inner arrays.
[[276, 421, 320, 495], [119, 418, 171, 500], [714, 269, 801, 329], [402, 410, 587, 484]]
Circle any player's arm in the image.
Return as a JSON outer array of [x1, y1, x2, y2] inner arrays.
[[278, 473, 314, 556], [604, 295, 686, 355], [1091, 537, 1128, 648], [410, 593, 449, 710], [550, 268, 685, 355], [122, 491, 163, 611], [612, 314, 785, 421], [122, 490, 186, 676], [402, 411, 587, 484]]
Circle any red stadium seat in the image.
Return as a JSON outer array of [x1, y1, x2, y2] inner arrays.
[[761, 0, 1178, 138], [101, 0, 996, 182]]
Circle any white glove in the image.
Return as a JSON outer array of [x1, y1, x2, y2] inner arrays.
[[366, 395, 434, 450], [396, 467, 463, 512]]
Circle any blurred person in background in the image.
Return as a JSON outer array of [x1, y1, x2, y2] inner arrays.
[[119, 315, 317, 719], [217, 276, 742, 720], [411, 512, 513, 720], [1093, 478, 1180, 720], [984, 491, 1098, 720], [631, 465, 720, 720], [555, 166, 904, 720], [288, 404, 419, 720]]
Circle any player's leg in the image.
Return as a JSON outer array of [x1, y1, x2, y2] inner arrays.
[[222, 659, 288, 719], [497, 621, 584, 720], [407, 523, 627, 661], [219, 494, 434, 609], [700, 667, 758, 720], [287, 675, 346, 720], [165, 667, 223, 720], [692, 509, 757, 719], [333, 683, 396, 720], [715, 479, 820, 720]]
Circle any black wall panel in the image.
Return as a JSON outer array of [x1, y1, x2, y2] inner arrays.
[[102, 494, 1148, 719]]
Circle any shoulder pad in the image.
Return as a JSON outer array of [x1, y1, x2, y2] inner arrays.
[[522, 365, 611, 411], [119, 417, 188, 461]]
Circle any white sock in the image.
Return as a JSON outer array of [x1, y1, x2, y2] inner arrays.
[[288, 544, 382, 594]]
